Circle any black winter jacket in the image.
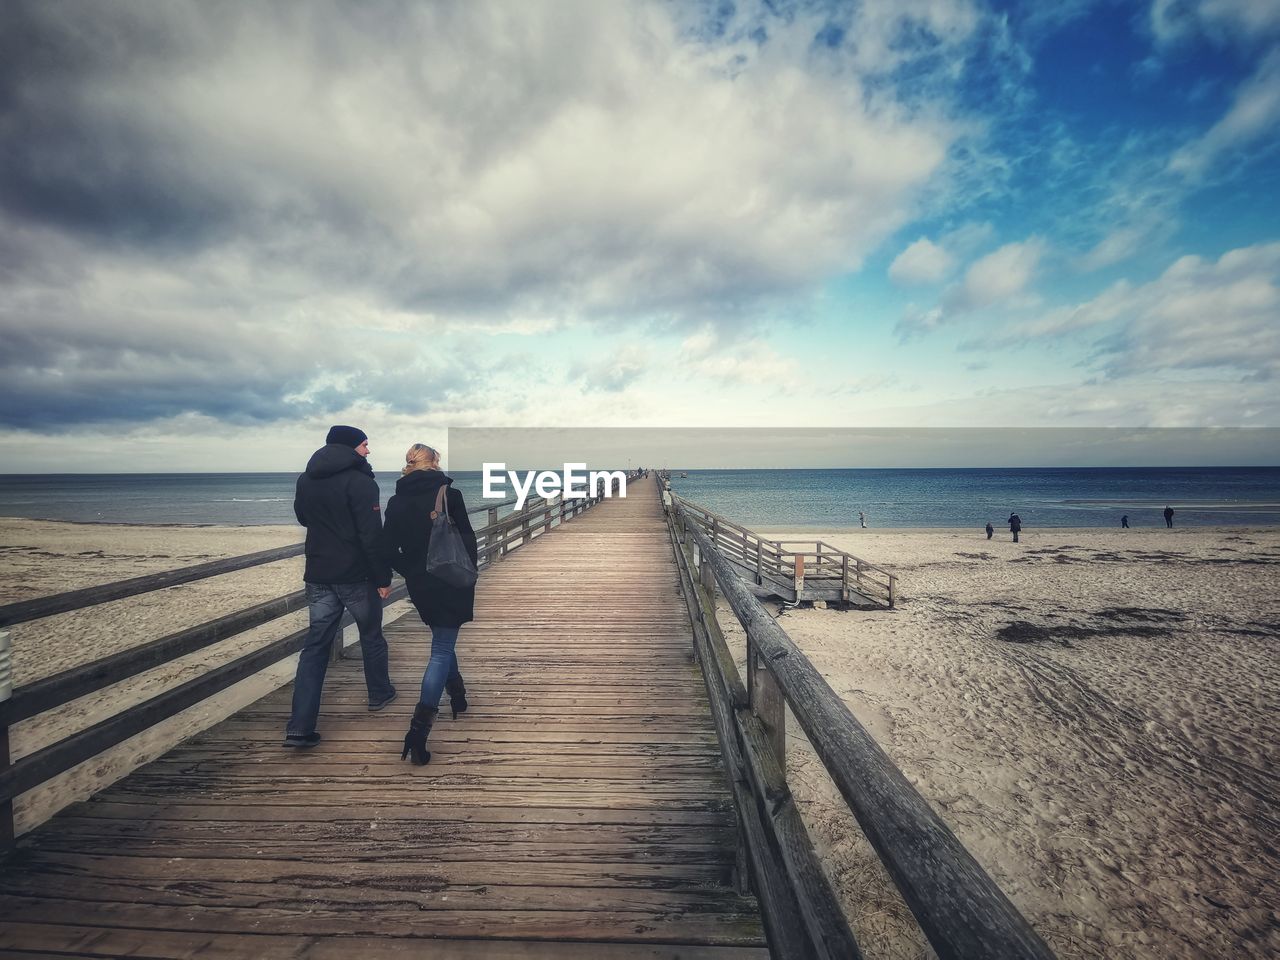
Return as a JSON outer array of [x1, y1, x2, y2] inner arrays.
[[380, 470, 479, 627], [294, 444, 392, 587]]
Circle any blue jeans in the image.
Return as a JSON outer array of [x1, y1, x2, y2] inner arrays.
[[419, 625, 462, 709], [286, 581, 395, 737]]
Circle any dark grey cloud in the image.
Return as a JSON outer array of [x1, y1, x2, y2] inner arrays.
[[0, 0, 977, 429]]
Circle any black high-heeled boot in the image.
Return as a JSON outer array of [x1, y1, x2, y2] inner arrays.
[[445, 675, 468, 719], [400, 703, 437, 765]]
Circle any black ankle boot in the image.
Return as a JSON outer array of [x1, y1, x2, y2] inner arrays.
[[445, 675, 468, 719], [400, 703, 437, 765]]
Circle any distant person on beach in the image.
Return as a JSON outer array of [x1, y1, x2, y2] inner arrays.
[[1008, 512, 1022, 543], [985, 521, 994, 539], [1122, 515, 1130, 528], [859, 511, 867, 528], [285, 425, 396, 748], [1164, 505, 1174, 528], [380, 443, 478, 766]]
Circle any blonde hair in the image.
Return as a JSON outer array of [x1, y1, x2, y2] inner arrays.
[[402, 443, 441, 476]]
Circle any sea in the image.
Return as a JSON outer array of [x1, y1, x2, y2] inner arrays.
[[1, 467, 1279, 528]]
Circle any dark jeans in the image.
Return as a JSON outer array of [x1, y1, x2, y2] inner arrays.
[[286, 581, 395, 737], [419, 625, 462, 709]]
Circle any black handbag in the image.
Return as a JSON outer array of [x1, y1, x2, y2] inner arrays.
[[425, 485, 479, 588]]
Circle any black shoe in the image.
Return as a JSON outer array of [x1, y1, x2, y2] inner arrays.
[[400, 703, 437, 766], [369, 687, 398, 712], [445, 676, 468, 719], [283, 732, 322, 748]]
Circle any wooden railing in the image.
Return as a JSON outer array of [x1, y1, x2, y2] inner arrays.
[[670, 492, 897, 608], [0, 480, 624, 846], [663, 487, 1054, 960]]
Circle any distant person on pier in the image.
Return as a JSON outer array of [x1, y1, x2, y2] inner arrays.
[[380, 443, 478, 766], [858, 511, 867, 528], [285, 425, 396, 749], [1121, 514, 1130, 529], [1008, 512, 1022, 543], [985, 521, 994, 540], [1164, 505, 1174, 528]]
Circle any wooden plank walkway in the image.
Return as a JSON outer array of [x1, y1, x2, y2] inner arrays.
[[0, 478, 766, 958]]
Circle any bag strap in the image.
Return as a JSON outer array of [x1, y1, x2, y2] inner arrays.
[[430, 485, 448, 520]]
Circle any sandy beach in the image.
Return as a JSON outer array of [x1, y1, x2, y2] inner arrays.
[[0, 518, 411, 833], [748, 524, 1280, 959]]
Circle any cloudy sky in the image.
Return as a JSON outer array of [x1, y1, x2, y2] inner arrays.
[[2, 0, 1278, 470]]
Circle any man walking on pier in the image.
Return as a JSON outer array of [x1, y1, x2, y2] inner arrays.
[[285, 425, 397, 748]]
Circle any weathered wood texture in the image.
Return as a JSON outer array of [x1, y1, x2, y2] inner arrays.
[[0, 478, 766, 958]]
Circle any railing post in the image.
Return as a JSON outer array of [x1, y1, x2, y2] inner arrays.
[[841, 554, 850, 602], [699, 550, 716, 597], [755, 540, 763, 585], [793, 554, 805, 595], [1, 629, 12, 846], [755, 659, 786, 766], [746, 630, 785, 766], [889, 575, 897, 609], [487, 507, 501, 561]]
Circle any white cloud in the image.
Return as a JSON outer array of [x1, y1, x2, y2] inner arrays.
[[0, 0, 998, 432], [568, 344, 650, 393], [1079, 226, 1151, 272], [965, 242, 1280, 381], [866, 377, 1280, 426], [1151, 0, 1280, 45], [679, 337, 803, 387], [889, 237, 956, 286], [945, 238, 1045, 313], [1169, 48, 1280, 177], [3, 2, 969, 321]]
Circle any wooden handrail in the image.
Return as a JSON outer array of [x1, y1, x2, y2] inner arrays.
[[0, 588, 313, 727], [0, 543, 307, 629], [674, 509, 1054, 959], [0, 497, 525, 631], [665, 507, 848, 957], [0, 581, 405, 807]]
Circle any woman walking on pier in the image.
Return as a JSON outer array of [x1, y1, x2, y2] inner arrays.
[[381, 443, 479, 765]]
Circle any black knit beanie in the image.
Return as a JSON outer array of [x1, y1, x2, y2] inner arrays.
[[325, 424, 368, 448]]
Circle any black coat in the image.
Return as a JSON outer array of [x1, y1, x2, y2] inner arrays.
[[294, 444, 391, 586], [381, 470, 479, 627]]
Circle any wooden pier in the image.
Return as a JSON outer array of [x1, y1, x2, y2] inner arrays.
[[0, 478, 765, 957], [0, 475, 1055, 959]]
